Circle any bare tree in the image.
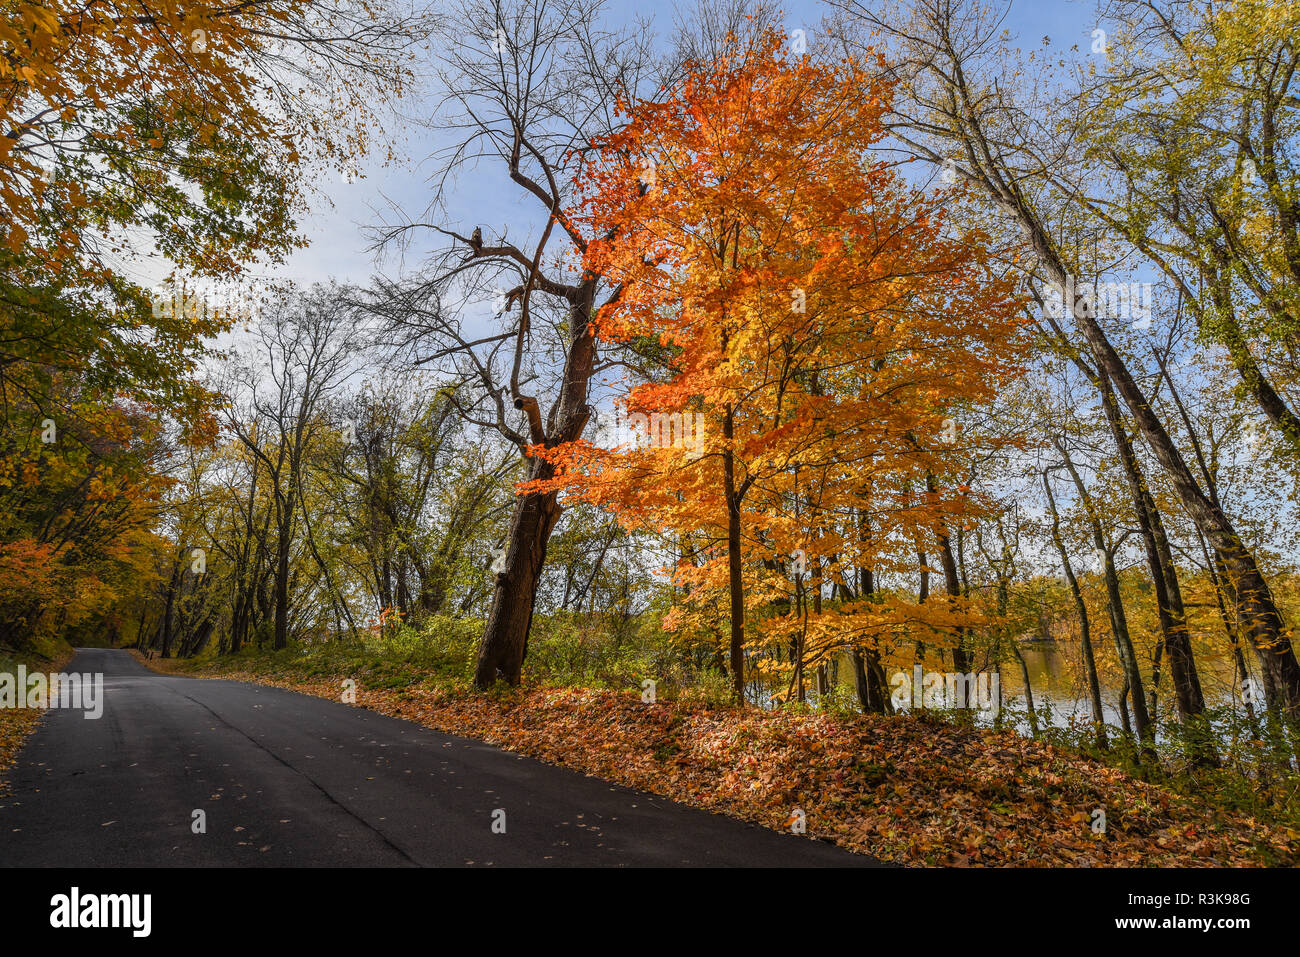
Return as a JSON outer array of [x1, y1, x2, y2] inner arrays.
[[221, 286, 363, 650], [365, 0, 663, 686]]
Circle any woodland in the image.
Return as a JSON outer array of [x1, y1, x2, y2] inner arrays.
[[4, 0, 1300, 859]]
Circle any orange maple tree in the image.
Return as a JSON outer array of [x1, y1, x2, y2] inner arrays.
[[528, 28, 1028, 701]]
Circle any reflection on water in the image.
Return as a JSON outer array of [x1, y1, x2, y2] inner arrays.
[[1012, 640, 1243, 719], [791, 639, 1250, 736], [1011, 642, 1127, 726]]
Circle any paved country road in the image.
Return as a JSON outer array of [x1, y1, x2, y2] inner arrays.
[[0, 650, 875, 867]]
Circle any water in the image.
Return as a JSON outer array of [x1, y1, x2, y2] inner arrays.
[[779, 639, 1252, 737]]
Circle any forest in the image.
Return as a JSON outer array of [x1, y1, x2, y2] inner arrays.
[[4, 0, 1300, 866]]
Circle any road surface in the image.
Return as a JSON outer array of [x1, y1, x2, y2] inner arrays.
[[0, 649, 875, 867]]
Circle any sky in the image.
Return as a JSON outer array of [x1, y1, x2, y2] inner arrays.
[[243, 0, 1104, 295], [140, 0, 1300, 575]]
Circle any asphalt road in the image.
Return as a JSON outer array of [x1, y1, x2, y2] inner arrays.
[[0, 649, 874, 867]]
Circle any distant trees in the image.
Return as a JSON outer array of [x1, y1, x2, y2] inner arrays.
[[830, 0, 1300, 754], [0, 0, 428, 653], [320, 379, 518, 622], [143, 286, 522, 657]]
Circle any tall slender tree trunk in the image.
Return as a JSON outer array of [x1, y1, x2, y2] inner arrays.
[[849, 508, 891, 714], [723, 408, 746, 703], [927, 472, 970, 673], [1095, 367, 1216, 763], [273, 530, 291, 651], [1011, 642, 1039, 736], [1060, 446, 1152, 748], [1043, 471, 1108, 750]]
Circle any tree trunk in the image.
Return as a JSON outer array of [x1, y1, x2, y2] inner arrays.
[[273, 531, 291, 651], [849, 511, 891, 714], [1118, 679, 1133, 740], [159, 559, 182, 659], [470, 270, 596, 688], [1043, 471, 1108, 750], [1095, 367, 1216, 763], [472, 460, 563, 688], [851, 648, 892, 715], [927, 473, 970, 673], [1011, 642, 1038, 736], [1060, 446, 1152, 748], [723, 410, 746, 703]]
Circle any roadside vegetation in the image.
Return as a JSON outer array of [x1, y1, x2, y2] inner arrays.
[[0, 638, 73, 792]]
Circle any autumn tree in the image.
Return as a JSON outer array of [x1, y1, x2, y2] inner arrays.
[[1, 0, 424, 411], [1077, 0, 1300, 456], [217, 287, 363, 650], [530, 28, 1026, 702], [835, 0, 1300, 734], [0, 366, 171, 649]]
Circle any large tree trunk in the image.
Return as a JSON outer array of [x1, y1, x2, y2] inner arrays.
[[228, 464, 260, 655], [849, 509, 886, 714], [470, 268, 596, 687], [849, 558, 893, 715], [1195, 528, 1269, 747], [472, 459, 563, 688]]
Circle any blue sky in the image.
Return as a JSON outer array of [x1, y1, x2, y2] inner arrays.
[[254, 0, 1102, 293]]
